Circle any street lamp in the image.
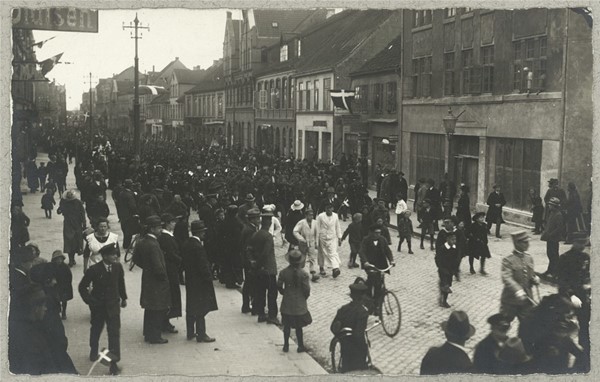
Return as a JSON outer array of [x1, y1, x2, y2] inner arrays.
[[442, 106, 464, 140]]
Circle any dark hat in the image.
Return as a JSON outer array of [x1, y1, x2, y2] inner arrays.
[[349, 277, 369, 293], [99, 243, 118, 257], [260, 210, 274, 217], [487, 313, 511, 328], [145, 215, 162, 228], [227, 204, 239, 214], [327, 187, 335, 194], [246, 207, 261, 218], [17, 246, 37, 263], [124, 179, 134, 188], [510, 230, 530, 243], [496, 337, 532, 365], [30, 263, 54, 285], [285, 249, 305, 265], [493, 184, 501, 189], [441, 311, 476, 340], [51, 250, 65, 261], [548, 178, 559, 185], [548, 197, 561, 207], [472, 212, 486, 221], [206, 193, 218, 199], [370, 223, 383, 232], [190, 220, 208, 232], [161, 213, 177, 224], [245, 193, 256, 202], [215, 207, 225, 216]]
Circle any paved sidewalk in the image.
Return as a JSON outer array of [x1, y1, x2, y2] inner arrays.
[[17, 153, 327, 377]]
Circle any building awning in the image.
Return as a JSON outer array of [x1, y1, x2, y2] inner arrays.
[[205, 121, 224, 126], [368, 119, 397, 124]]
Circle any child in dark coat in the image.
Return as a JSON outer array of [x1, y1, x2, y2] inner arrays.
[[341, 213, 363, 268], [420, 199, 435, 250], [397, 210, 414, 253], [435, 232, 458, 308], [50, 250, 73, 320], [467, 212, 491, 275], [41, 188, 56, 218]]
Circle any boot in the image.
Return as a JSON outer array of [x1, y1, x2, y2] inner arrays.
[[480, 258, 487, 275], [441, 292, 450, 308]]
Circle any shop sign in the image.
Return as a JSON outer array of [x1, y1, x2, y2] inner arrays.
[[13, 8, 99, 33]]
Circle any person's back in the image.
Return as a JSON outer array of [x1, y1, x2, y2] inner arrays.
[[420, 342, 473, 375]]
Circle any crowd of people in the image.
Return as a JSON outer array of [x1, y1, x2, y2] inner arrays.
[[8, 132, 591, 376]]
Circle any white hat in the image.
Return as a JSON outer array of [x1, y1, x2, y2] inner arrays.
[[291, 200, 304, 211]]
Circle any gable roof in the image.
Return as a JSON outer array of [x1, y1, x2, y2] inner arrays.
[[186, 60, 225, 94], [152, 58, 189, 86], [113, 66, 142, 81], [253, 9, 325, 39], [113, 80, 134, 95], [150, 92, 170, 104], [351, 33, 402, 76], [173, 68, 206, 85], [295, 9, 395, 75]]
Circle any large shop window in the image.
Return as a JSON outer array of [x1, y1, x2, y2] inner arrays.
[[410, 133, 446, 186], [490, 138, 542, 210], [513, 36, 547, 92]]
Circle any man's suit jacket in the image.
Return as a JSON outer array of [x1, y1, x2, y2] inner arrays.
[[420, 341, 473, 375], [79, 262, 127, 317]]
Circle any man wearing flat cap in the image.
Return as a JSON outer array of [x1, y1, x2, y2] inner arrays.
[[543, 178, 567, 226], [79, 243, 127, 375], [540, 197, 565, 281], [556, 232, 591, 372], [420, 310, 475, 374], [500, 230, 539, 328], [473, 313, 511, 374], [136, 215, 171, 344]]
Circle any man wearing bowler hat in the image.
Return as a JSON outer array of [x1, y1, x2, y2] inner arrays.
[[473, 313, 511, 374], [500, 231, 539, 328], [420, 310, 475, 374], [238, 193, 257, 223], [137, 215, 171, 344], [181, 220, 218, 342], [78, 243, 127, 375]]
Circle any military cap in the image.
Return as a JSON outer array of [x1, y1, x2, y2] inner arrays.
[[99, 243, 118, 257]]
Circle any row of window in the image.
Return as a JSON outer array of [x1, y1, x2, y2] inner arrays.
[[185, 94, 224, 118], [412, 36, 547, 97], [297, 78, 332, 111], [413, 8, 473, 28], [226, 85, 252, 107], [354, 82, 397, 114]]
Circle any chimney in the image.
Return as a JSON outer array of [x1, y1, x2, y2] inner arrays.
[[175, 57, 179, 61], [226, 11, 232, 20], [153, 65, 155, 72]]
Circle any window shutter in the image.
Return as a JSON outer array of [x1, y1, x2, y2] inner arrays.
[[469, 66, 482, 94]]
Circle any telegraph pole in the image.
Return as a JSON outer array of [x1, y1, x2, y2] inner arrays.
[[83, 72, 97, 148], [123, 13, 149, 162]]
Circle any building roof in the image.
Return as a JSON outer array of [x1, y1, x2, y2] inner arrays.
[[113, 66, 142, 81], [186, 60, 225, 94], [173, 68, 206, 85], [152, 58, 189, 86], [113, 80, 134, 95], [295, 9, 395, 75], [150, 92, 170, 104], [351, 33, 402, 76], [253, 9, 328, 39]]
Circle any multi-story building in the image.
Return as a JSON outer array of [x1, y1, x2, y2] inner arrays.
[[222, 9, 328, 149], [349, 34, 402, 183], [182, 59, 225, 144], [165, 67, 205, 140], [293, 9, 404, 162], [397, 8, 592, 221]]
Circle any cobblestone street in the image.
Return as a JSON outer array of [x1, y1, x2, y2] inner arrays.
[[20, 154, 562, 376]]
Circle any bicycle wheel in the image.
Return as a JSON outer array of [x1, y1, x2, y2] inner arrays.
[[329, 337, 343, 373], [379, 290, 401, 337]]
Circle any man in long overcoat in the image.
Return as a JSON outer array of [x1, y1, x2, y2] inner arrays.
[[57, 190, 86, 267], [118, 179, 139, 249], [486, 184, 506, 238], [181, 220, 218, 342], [158, 213, 183, 334], [218, 205, 243, 289], [137, 215, 171, 344]]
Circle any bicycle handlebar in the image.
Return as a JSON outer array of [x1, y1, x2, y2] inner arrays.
[[364, 263, 395, 273]]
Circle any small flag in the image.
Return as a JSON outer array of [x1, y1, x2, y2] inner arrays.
[[30, 36, 56, 49], [342, 198, 350, 207], [330, 89, 355, 113], [83, 112, 89, 122], [139, 85, 167, 95], [571, 8, 593, 28], [39, 52, 63, 76], [98, 348, 116, 366]]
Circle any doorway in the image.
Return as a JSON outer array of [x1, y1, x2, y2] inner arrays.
[[454, 155, 479, 209]]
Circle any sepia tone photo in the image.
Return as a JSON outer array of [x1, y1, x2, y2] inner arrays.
[[2, 0, 595, 378]]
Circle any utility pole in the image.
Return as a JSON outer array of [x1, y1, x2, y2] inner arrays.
[[123, 13, 149, 162], [83, 72, 97, 148]]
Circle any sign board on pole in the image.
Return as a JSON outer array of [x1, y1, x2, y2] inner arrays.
[[12, 8, 99, 33]]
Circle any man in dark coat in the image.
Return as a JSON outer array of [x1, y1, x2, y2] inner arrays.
[[330, 278, 371, 373], [318, 187, 340, 214], [248, 211, 280, 325], [57, 190, 87, 267], [118, 179, 139, 249], [181, 220, 218, 342], [486, 184, 506, 238], [284, 200, 305, 250], [358, 224, 394, 309], [425, 179, 442, 231], [240, 208, 261, 314], [440, 173, 457, 218], [137, 215, 171, 344], [158, 213, 183, 334], [435, 232, 458, 308], [78, 243, 127, 375], [219, 205, 243, 289], [540, 197, 565, 281], [420, 310, 475, 375], [543, 178, 567, 225], [473, 313, 511, 374]]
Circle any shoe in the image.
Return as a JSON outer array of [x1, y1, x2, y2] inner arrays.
[[162, 325, 178, 334], [319, 269, 326, 276], [241, 306, 251, 314], [347, 261, 353, 269], [89, 350, 98, 362], [496, 235, 502, 239], [187, 334, 196, 340], [149, 338, 168, 344], [470, 268, 476, 275], [332, 268, 341, 278], [258, 315, 267, 323], [297, 346, 306, 353], [109, 363, 121, 375], [441, 301, 451, 308], [311, 274, 320, 282], [430, 246, 435, 251], [267, 317, 281, 326], [408, 250, 414, 254], [283, 344, 289, 352], [480, 270, 488, 276], [420, 244, 425, 250], [197, 334, 216, 343], [61, 312, 67, 320]]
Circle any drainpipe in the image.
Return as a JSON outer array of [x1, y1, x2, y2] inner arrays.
[[559, 9, 569, 183], [396, 9, 404, 173]]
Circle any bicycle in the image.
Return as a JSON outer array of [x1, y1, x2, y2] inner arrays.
[[123, 233, 139, 271], [365, 263, 402, 337], [329, 320, 382, 374]]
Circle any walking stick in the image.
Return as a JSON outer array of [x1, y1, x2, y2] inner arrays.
[[535, 285, 541, 303]]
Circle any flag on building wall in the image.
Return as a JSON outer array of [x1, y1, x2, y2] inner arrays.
[[571, 7, 593, 28], [329, 89, 355, 113], [39, 52, 63, 76]]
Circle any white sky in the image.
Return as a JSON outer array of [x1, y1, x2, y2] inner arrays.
[[32, 9, 243, 110]]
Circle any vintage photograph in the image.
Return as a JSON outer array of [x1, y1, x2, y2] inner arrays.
[[5, 1, 594, 378]]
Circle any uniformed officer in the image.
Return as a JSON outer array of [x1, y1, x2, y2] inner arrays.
[[499, 231, 540, 327], [556, 231, 591, 372]]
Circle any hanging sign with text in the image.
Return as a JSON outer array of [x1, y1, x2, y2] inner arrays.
[[12, 8, 99, 33]]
